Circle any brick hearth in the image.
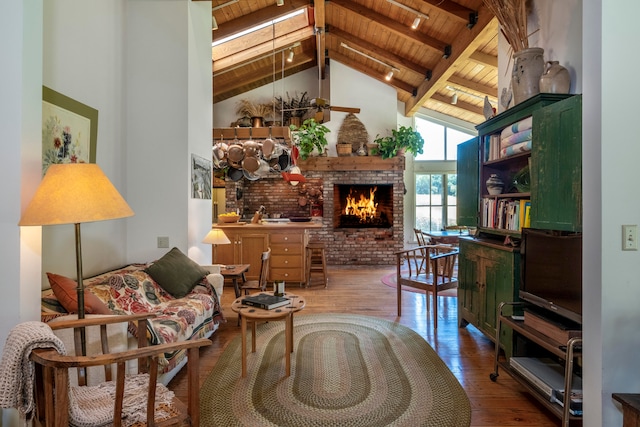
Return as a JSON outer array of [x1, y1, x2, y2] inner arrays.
[[224, 156, 405, 265]]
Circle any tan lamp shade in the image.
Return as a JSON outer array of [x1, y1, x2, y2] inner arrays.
[[19, 164, 134, 226], [202, 228, 231, 245]]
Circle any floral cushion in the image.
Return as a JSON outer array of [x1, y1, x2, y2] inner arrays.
[[83, 264, 224, 348]]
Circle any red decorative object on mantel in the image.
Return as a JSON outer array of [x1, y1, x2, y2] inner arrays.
[[281, 172, 306, 183]]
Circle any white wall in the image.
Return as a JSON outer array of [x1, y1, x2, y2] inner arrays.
[[187, 1, 215, 264], [124, 0, 213, 265], [3, 0, 43, 424], [213, 60, 398, 155], [584, 1, 640, 425], [42, 0, 130, 279]]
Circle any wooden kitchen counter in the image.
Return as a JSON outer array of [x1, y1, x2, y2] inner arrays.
[[211, 220, 322, 284], [213, 221, 322, 230]]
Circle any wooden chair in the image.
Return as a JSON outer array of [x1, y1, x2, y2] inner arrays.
[[412, 228, 430, 275], [241, 247, 271, 294], [396, 244, 459, 329], [28, 314, 211, 427]]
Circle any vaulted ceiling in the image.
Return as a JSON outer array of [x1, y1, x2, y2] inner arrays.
[[203, 0, 499, 126]]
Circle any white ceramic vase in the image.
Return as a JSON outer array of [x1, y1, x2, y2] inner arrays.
[[511, 47, 545, 105]]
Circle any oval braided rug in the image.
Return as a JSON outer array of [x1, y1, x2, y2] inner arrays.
[[200, 313, 471, 426]]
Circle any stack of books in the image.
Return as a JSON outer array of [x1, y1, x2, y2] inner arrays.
[[241, 294, 290, 310]]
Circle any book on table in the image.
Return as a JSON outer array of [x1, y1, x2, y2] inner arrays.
[[242, 294, 290, 310]]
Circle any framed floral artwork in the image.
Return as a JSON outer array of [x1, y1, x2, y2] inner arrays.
[[42, 86, 98, 175]]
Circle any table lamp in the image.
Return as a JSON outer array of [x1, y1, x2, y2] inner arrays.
[[202, 228, 231, 264], [19, 164, 134, 324]]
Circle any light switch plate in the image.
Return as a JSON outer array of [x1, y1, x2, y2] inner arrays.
[[622, 225, 638, 251], [157, 236, 170, 248]]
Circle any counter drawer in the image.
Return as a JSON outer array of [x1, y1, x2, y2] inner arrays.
[[270, 243, 303, 255], [271, 255, 303, 268], [271, 268, 303, 282], [270, 233, 303, 244]]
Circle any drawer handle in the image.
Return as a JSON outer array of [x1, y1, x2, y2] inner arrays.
[[285, 260, 288, 264], [284, 273, 289, 277], [284, 237, 288, 241], [284, 248, 288, 252]]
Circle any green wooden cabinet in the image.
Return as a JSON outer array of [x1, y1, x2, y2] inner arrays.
[[456, 94, 582, 356], [530, 95, 582, 231], [458, 238, 520, 357], [457, 138, 479, 227]]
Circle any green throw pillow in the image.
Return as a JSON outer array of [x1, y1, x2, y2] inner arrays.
[[145, 247, 209, 298]]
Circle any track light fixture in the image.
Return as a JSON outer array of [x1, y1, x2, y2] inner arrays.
[[277, 0, 285, 6], [340, 42, 399, 82], [446, 85, 496, 106], [386, 0, 429, 29], [287, 48, 294, 63]]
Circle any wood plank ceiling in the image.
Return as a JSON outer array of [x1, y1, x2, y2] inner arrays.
[[204, 0, 499, 126]]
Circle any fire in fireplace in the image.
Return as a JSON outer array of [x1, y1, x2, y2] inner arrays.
[[333, 184, 393, 228]]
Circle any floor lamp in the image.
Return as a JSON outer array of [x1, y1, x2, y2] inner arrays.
[[202, 228, 231, 264], [19, 164, 134, 354]]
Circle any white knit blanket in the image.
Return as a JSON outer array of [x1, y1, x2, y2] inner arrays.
[[0, 322, 175, 427], [0, 321, 66, 420]]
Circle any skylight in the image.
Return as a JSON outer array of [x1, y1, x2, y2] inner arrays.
[[212, 9, 305, 47]]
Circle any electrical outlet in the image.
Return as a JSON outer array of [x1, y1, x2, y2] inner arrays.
[[622, 225, 638, 251], [157, 236, 170, 248]]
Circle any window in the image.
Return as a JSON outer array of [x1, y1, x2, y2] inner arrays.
[[412, 116, 474, 233], [414, 116, 474, 161], [415, 174, 457, 231]]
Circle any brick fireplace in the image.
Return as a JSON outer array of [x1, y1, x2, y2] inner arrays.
[[224, 156, 405, 265]]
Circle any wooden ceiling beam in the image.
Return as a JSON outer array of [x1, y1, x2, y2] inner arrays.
[[213, 27, 315, 73], [328, 27, 430, 79], [416, 0, 477, 23], [212, 0, 309, 41], [404, 13, 497, 116], [330, 0, 449, 55], [469, 51, 498, 68], [447, 75, 497, 100], [329, 51, 415, 95], [214, 55, 315, 102]]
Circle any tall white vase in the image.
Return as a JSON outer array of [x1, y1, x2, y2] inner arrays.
[[511, 47, 545, 105]]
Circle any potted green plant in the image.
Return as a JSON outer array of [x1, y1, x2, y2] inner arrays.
[[373, 126, 424, 159], [290, 118, 330, 160]]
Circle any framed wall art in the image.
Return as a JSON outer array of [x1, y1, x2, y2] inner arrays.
[[42, 86, 98, 175], [191, 153, 212, 199]]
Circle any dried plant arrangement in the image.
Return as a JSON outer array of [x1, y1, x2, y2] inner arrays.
[[483, 0, 530, 52], [236, 99, 274, 118], [275, 91, 310, 122]]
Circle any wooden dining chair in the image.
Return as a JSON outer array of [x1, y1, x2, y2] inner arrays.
[[26, 314, 211, 427], [241, 247, 271, 294], [412, 228, 430, 275], [396, 244, 459, 329]]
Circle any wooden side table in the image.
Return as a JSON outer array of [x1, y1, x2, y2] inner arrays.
[[231, 293, 306, 378], [221, 264, 250, 298], [614, 393, 640, 427]]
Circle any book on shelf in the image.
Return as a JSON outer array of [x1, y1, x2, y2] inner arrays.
[[242, 294, 290, 310]]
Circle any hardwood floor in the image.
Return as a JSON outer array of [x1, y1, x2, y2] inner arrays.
[[169, 265, 560, 426]]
